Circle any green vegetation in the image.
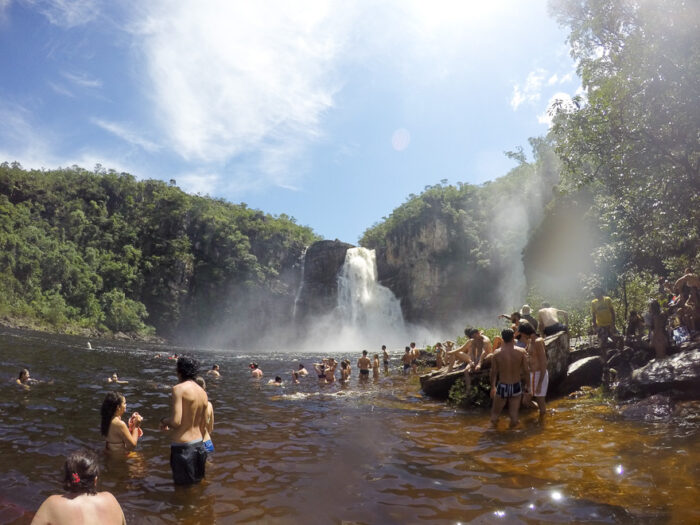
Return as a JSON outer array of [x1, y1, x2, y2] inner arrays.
[[448, 377, 491, 409], [0, 163, 319, 338]]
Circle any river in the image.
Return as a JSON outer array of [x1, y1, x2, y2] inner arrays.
[[0, 328, 698, 524]]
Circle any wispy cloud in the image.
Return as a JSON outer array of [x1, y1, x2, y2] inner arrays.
[[23, 0, 99, 27], [510, 68, 547, 110], [91, 118, 161, 153], [61, 71, 102, 88], [48, 81, 75, 98]]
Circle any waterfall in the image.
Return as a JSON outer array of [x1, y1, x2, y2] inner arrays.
[[337, 247, 405, 334], [292, 246, 308, 321]]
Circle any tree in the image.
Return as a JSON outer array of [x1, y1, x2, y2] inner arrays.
[[549, 0, 700, 278]]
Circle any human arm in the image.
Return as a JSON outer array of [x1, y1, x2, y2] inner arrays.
[[161, 385, 183, 431], [534, 340, 546, 392], [206, 403, 214, 434], [489, 353, 498, 399]]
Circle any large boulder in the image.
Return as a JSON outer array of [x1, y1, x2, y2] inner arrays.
[[420, 331, 570, 400], [614, 348, 700, 400], [294, 240, 353, 323], [558, 356, 603, 395]]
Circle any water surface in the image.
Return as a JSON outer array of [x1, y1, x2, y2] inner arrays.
[[0, 329, 698, 524]]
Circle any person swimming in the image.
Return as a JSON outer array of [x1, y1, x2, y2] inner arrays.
[[100, 392, 142, 452], [106, 373, 128, 384]]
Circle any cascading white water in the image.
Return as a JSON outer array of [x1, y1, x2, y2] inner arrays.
[[292, 246, 308, 321], [337, 247, 405, 334]]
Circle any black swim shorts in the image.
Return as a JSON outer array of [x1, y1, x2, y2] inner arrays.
[[170, 440, 207, 485]]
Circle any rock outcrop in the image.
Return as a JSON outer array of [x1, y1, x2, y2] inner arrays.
[[558, 356, 603, 395], [420, 331, 570, 400], [614, 348, 700, 401], [294, 240, 353, 323]]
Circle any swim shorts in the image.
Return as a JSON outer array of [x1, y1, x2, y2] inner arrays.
[[203, 439, 215, 453], [543, 323, 567, 336], [170, 440, 207, 485], [360, 369, 370, 376], [497, 381, 522, 399], [403, 364, 411, 372], [530, 371, 549, 397]]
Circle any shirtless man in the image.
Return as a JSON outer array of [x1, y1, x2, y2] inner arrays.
[[358, 350, 371, 380], [297, 364, 308, 377], [409, 342, 420, 373], [372, 354, 381, 379], [382, 345, 389, 371], [250, 362, 263, 379], [519, 323, 548, 417], [206, 364, 221, 378], [31, 449, 125, 525], [159, 356, 209, 485], [401, 347, 413, 374], [195, 376, 215, 453], [537, 303, 568, 336], [490, 329, 530, 427], [673, 268, 700, 294]]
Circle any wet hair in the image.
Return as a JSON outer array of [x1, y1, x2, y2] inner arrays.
[[100, 392, 124, 437], [274, 376, 282, 382], [466, 328, 479, 338], [18, 368, 29, 381], [340, 361, 348, 369], [511, 312, 521, 321], [501, 329, 515, 343], [195, 376, 206, 390], [212, 364, 219, 370], [177, 356, 199, 380], [382, 345, 386, 350], [298, 364, 305, 369], [63, 449, 99, 494], [410, 342, 416, 347], [405, 346, 410, 352], [519, 323, 536, 336], [362, 350, 368, 356], [373, 354, 379, 359]]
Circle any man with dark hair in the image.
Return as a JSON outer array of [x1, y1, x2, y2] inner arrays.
[[490, 328, 530, 428], [537, 302, 568, 336], [160, 356, 209, 485], [358, 350, 371, 379], [519, 323, 548, 417]]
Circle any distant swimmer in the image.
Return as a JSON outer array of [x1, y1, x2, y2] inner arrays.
[[490, 329, 530, 428], [250, 363, 263, 379], [291, 371, 301, 384], [16, 368, 34, 386], [537, 303, 568, 336], [372, 354, 380, 379], [160, 356, 209, 485], [297, 364, 308, 377], [87, 341, 92, 350], [358, 350, 371, 380], [340, 360, 350, 382], [31, 448, 126, 525], [206, 364, 221, 378], [106, 373, 128, 385], [195, 376, 215, 453], [268, 376, 283, 386], [101, 392, 142, 451]]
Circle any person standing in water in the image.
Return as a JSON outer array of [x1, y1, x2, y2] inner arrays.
[[250, 363, 263, 379], [490, 329, 530, 428], [31, 448, 126, 525], [100, 392, 142, 451], [358, 350, 371, 380], [382, 345, 389, 372], [160, 356, 208, 485], [195, 377, 215, 453], [372, 354, 380, 379], [519, 323, 548, 417]]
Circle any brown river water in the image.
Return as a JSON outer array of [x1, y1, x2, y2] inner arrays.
[[0, 328, 698, 524]]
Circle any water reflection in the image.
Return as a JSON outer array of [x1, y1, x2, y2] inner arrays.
[[0, 329, 698, 523]]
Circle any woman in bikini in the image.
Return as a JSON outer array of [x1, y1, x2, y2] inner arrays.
[[100, 392, 142, 452]]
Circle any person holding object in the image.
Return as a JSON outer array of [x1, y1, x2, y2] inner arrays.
[[101, 392, 142, 451]]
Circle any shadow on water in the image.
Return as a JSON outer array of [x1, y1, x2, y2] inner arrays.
[[0, 327, 698, 523]]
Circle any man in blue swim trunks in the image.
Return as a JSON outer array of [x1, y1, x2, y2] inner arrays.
[[160, 356, 209, 484], [490, 329, 530, 428]]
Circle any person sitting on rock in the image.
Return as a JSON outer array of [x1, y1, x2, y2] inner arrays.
[[537, 303, 569, 336], [591, 287, 617, 348]]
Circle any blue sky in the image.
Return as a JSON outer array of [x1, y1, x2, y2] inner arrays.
[[0, 1, 579, 243]]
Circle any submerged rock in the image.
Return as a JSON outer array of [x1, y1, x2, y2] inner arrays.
[[614, 348, 700, 401], [558, 356, 603, 395]]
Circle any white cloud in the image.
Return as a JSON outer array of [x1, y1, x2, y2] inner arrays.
[[176, 172, 222, 196], [510, 68, 547, 110], [22, 0, 99, 27], [61, 71, 102, 88], [537, 92, 576, 127], [48, 81, 75, 98], [91, 118, 160, 153]]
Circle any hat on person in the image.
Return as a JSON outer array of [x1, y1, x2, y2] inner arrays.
[[520, 304, 531, 315]]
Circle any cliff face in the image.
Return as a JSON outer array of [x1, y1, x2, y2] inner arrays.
[[294, 240, 353, 324]]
